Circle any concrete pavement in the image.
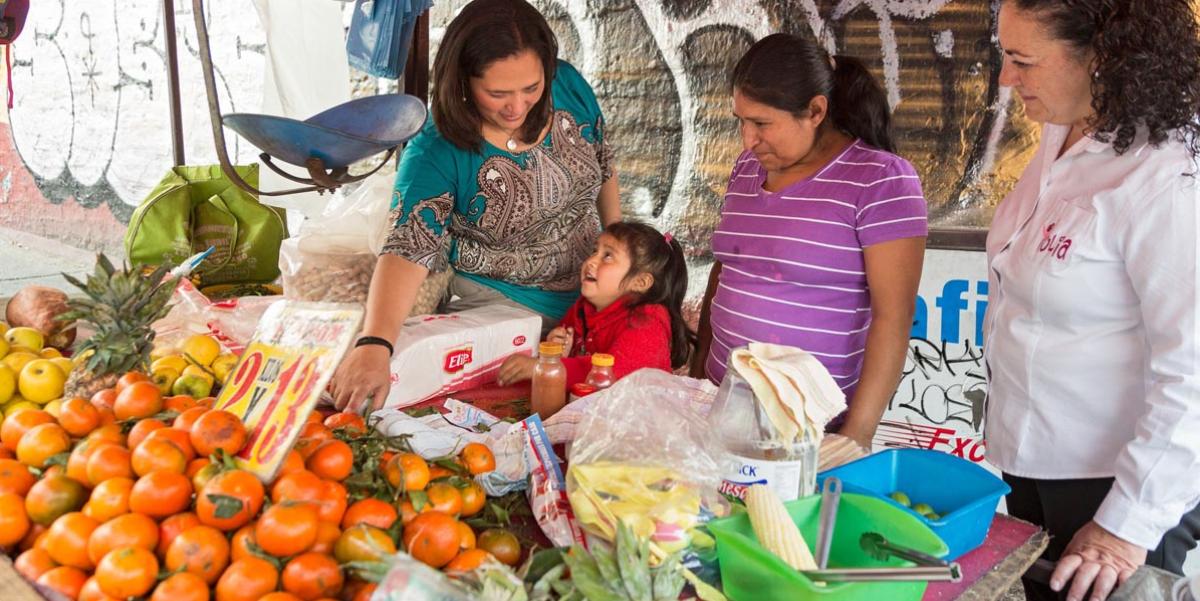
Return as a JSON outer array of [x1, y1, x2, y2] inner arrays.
[[0, 226, 99, 299]]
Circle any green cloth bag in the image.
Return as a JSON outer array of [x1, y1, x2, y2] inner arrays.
[[124, 165, 288, 287]]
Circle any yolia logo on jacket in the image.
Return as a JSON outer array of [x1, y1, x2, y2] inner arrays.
[[443, 347, 473, 373], [1037, 222, 1073, 260]]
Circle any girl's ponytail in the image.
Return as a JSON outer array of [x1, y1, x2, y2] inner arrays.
[[829, 55, 895, 153], [658, 235, 694, 369]]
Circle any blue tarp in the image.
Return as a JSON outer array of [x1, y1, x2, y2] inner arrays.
[[346, 0, 435, 79]]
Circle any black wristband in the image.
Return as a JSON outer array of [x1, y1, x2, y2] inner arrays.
[[355, 336, 394, 357]]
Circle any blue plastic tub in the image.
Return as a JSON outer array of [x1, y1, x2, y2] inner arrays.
[[816, 449, 1010, 559]]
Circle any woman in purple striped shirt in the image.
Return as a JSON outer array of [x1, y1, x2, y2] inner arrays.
[[691, 33, 928, 450]]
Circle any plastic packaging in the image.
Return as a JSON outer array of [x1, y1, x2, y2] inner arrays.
[[276, 170, 452, 314], [585, 353, 615, 389], [365, 306, 540, 412], [369, 550, 472, 601], [543, 369, 718, 445], [567, 369, 732, 551], [523, 413, 585, 547], [278, 171, 391, 304], [709, 365, 819, 502], [153, 277, 279, 355], [531, 342, 567, 418]]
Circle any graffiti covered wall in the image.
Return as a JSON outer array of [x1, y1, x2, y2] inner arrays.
[[1, 1, 1037, 254], [431, 0, 1038, 279], [0, 0, 266, 252]]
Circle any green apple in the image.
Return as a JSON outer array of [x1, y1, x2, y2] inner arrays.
[[172, 374, 213, 398], [5, 327, 44, 353], [152, 367, 181, 395]]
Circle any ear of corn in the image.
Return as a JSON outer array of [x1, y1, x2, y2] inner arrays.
[[745, 484, 818, 571]]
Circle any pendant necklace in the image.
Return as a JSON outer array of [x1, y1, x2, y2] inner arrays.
[[506, 137, 518, 152]]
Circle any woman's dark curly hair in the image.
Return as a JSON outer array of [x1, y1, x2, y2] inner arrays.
[[1009, 0, 1200, 157]]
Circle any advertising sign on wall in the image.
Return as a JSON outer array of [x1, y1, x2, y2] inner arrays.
[[875, 249, 994, 471]]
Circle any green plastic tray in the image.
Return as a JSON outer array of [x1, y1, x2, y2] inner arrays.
[[708, 493, 948, 601]]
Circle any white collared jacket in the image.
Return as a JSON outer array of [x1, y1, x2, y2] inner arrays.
[[985, 122, 1200, 549]]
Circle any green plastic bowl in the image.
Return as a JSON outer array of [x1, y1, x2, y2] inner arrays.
[[708, 493, 949, 601]]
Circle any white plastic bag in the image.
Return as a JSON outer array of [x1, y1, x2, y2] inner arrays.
[[279, 170, 394, 303], [543, 370, 718, 444], [153, 278, 280, 355]]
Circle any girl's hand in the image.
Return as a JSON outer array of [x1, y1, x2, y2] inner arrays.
[[497, 354, 537, 386], [547, 326, 574, 355]]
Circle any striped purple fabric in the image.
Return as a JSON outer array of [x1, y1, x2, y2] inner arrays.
[[705, 141, 928, 403]]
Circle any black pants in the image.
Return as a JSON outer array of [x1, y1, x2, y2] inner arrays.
[[1003, 473, 1200, 601]]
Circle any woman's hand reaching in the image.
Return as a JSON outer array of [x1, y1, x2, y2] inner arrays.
[[330, 345, 393, 413]]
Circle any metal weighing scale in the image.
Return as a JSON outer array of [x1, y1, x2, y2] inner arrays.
[[161, 0, 427, 196]]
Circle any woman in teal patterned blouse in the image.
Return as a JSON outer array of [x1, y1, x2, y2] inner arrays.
[[331, 0, 619, 410]]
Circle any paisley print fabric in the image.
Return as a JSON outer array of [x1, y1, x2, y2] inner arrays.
[[453, 111, 604, 291]]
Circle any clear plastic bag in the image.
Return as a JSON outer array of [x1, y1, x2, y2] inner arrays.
[[278, 169, 452, 313], [280, 237, 376, 304], [368, 551, 472, 601], [279, 170, 393, 304], [153, 278, 279, 355], [566, 369, 732, 552]]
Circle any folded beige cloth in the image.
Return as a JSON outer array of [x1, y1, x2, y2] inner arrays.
[[729, 342, 848, 443]]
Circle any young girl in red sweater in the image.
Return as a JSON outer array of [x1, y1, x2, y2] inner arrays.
[[497, 221, 694, 389]]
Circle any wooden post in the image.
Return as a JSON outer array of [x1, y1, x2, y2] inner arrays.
[[403, 10, 430, 102]]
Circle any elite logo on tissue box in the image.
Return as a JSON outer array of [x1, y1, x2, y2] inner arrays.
[[443, 346, 473, 373], [381, 305, 542, 409]]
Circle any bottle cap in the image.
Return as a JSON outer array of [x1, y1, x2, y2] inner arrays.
[[591, 353, 614, 367], [571, 383, 599, 398], [539, 342, 563, 356]]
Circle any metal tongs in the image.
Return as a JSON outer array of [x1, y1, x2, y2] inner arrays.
[[801, 531, 963, 583], [813, 477, 842, 569]]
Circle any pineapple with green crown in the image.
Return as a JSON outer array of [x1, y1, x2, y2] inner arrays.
[[59, 254, 178, 399]]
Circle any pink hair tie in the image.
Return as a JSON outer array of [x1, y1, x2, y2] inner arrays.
[[663, 232, 674, 244]]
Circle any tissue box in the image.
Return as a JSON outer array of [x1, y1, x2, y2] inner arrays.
[[381, 305, 541, 409]]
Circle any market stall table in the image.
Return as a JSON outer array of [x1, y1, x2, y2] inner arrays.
[[409, 381, 1051, 601]]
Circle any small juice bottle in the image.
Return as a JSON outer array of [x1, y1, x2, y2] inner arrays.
[[531, 342, 567, 418], [584, 353, 615, 390]]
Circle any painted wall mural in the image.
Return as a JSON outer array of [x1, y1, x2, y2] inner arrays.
[[2, 0, 1036, 251], [431, 0, 1038, 265], [3, 0, 264, 245]]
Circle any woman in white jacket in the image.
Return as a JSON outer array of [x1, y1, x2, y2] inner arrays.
[[986, 1, 1200, 600]]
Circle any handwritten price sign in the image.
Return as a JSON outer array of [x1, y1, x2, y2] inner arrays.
[[214, 301, 363, 482]]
